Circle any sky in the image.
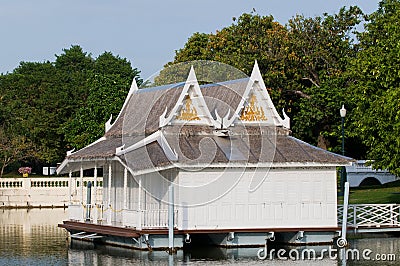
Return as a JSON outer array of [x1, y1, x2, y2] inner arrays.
[[0, 0, 380, 79]]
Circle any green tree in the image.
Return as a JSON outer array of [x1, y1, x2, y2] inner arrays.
[[62, 51, 142, 150], [166, 9, 364, 154], [0, 46, 142, 172], [0, 61, 63, 163], [0, 126, 36, 178], [349, 0, 400, 174], [286, 7, 363, 153]]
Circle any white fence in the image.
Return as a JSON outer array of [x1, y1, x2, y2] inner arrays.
[[142, 209, 178, 228], [338, 204, 400, 227]]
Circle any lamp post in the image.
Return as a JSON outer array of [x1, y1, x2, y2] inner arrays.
[[340, 105, 346, 156], [339, 105, 347, 196]]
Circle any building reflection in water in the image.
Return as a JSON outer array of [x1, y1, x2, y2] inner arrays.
[[0, 208, 68, 265], [2, 208, 400, 265]]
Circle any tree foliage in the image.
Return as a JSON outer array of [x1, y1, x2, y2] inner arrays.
[[286, 7, 363, 153], [0, 46, 141, 174], [62, 51, 142, 150], [0, 126, 37, 178], [348, 0, 400, 175], [167, 9, 364, 155]]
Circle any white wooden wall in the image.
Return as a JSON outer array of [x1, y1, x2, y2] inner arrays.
[[103, 162, 140, 224], [103, 164, 176, 225], [178, 167, 337, 230], [104, 163, 337, 229], [141, 169, 177, 210]]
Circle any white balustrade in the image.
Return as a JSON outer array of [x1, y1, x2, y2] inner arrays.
[[142, 209, 178, 228], [0, 177, 102, 207]]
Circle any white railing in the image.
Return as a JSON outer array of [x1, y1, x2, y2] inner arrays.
[[69, 204, 85, 221], [121, 209, 179, 228], [346, 160, 391, 173], [95, 203, 105, 222], [0, 177, 103, 189], [75, 205, 178, 229], [338, 204, 400, 227], [0, 180, 23, 188], [142, 209, 178, 228]]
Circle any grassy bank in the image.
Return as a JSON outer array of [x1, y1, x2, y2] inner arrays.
[[339, 180, 400, 204]]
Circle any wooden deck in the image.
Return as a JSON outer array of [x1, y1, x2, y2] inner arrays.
[[59, 220, 341, 237], [59, 221, 140, 238]]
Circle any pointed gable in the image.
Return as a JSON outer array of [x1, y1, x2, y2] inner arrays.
[[105, 78, 139, 134], [159, 66, 219, 128], [232, 61, 290, 128]]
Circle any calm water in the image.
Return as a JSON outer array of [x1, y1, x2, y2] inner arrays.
[[0, 209, 399, 265]]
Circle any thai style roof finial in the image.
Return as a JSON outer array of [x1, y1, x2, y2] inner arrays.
[[105, 114, 113, 133], [130, 77, 139, 92], [159, 65, 219, 128]]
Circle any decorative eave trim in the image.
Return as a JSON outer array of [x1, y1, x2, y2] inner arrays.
[[56, 158, 69, 175], [66, 148, 75, 156], [159, 66, 219, 128], [105, 78, 139, 133], [57, 136, 108, 174], [105, 115, 113, 133], [115, 156, 175, 177], [64, 137, 107, 159], [115, 130, 178, 161], [56, 157, 109, 175], [281, 108, 290, 129]]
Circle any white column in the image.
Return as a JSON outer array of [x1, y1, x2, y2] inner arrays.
[[123, 167, 128, 210], [93, 166, 98, 223], [68, 171, 72, 204], [108, 163, 112, 225], [80, 166, 84, 204], [168, 183, 174, 253], [340, 182, 350, 247], [137, 176, 142, 230]]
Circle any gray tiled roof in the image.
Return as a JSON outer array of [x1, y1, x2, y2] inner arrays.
[[65, 79, 351, 172]]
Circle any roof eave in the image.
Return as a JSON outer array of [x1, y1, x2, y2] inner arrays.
[[56, 157, 113, 175]]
